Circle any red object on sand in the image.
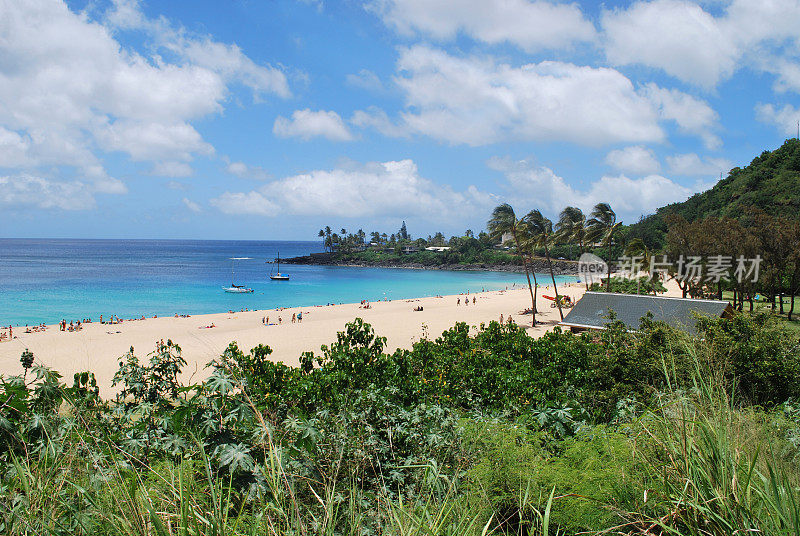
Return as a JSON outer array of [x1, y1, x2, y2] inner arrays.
[[542, 295, 556, 301]]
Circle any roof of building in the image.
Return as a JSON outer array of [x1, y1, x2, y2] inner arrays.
[[559, 292, 733, 333]]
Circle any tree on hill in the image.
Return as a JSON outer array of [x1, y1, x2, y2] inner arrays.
[[629, 138, 800, 249], [399, 221, 409, 240]]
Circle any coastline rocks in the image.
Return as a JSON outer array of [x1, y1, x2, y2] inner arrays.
[[283, 254, 578, 276]]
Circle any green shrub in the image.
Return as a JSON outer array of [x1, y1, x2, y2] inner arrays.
[[463, 419, 651, 534]]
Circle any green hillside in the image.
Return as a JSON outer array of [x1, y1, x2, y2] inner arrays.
[[630, 138, 800, 248]]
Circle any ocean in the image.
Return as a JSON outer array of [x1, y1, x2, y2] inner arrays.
[[0, 239, 574, 326]]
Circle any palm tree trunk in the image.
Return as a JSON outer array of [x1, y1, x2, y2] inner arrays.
[[513, 232, 536, 326], [530, 262, 539, 319], [523, 260, 536, 326], [543, 240, 563, 320], [579, 238, 589, 290], [606, 255, 613, 292]]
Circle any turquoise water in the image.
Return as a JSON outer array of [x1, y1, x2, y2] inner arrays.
[[0, 239, 574, 326]]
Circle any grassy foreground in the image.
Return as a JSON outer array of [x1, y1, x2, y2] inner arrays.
[[2, 313, 800, 535]]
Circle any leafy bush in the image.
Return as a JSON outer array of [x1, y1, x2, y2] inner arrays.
[[589, 276, 667, 295], [3, 312, 800, 534]]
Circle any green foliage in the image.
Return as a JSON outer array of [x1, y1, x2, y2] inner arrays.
[[589, 276, 667, 295], [696, 312, 800, 405], [464, 420, 650, 534], [337, 246, 520, 267], [3, 313, 800, 534], [632, 368, 800, 536]]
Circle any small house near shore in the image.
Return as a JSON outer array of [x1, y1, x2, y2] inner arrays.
[[559, 292, 734, 334]]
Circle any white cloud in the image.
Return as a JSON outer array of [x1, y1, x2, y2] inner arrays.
[[643, 84, 720, 149], [91, 174, 128, 194], [211, 159, 496, 221], [756, 103, 800, 136], [602, 0, 735, 89], [351, 107, 410, 138], [210, 191, 280, 216], [105, 0, 290, 99], [182, 197, 202, 213], [0, 0, 289, 206], [165, 38, 290, 99], [167, 180, 188, 190], [489, 156, 698, 221], [226, 161, 270, 180], [0, 127, 33, 168], [273, 109, 354, 141], [666, 153, 733, 177], [602, 0, 800, 89], [151, 161, 194, 177], [0, 174, 100, 210], [605, 146, 660, 175], [367, 0, 596, 51], [346, 69, 384, 91], [385, 46, 664, 146], [97, 121, 214, 162]]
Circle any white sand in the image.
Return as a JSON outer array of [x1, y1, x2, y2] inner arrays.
[[0, 279, 682, 398]]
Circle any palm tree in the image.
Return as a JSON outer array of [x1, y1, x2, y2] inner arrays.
[[586, 203, 622, 291], [318, 229, 325, 251], [488, 203, 537, 326], [324, 226, 332, 252], [524, 210, 564, 320], [556, 206, 587, 254], [556, 206, 589, 289]]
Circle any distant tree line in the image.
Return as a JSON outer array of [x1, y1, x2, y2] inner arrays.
[[317, 221, 495, 255]]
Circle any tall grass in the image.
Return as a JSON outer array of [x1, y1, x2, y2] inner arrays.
[[629, 347, 800, 536]]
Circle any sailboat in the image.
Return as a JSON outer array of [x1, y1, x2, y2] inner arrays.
[[223, 257, 254, 293], [269, 252, 290, 281]]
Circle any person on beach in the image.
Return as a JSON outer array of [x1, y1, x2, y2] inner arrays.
[[499, 314, 503, 324], [297, 312, 302, 322], [473, 296, 476, 305], [291, 313, 296, 323], [457, 298, 460, 306], [278, 317, 282, 324]]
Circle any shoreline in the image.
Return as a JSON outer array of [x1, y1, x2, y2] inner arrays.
[[0, 283, 587, 397], [0, 268, 575, 329]]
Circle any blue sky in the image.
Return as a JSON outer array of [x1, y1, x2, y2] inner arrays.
[[0, 0, 798, 240]]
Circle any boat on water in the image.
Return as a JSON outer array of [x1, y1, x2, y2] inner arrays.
[[268, 252, 290, 281], [223, 257, 254, 293]]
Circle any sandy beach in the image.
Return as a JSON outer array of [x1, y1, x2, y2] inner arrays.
[[0, 282, 592, 397]]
